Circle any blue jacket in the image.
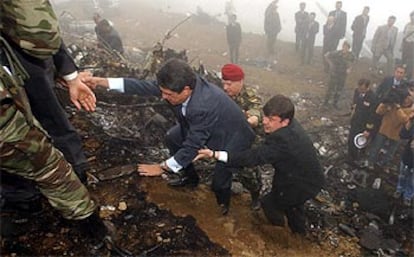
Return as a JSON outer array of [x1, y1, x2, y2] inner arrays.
[[123, 75, 255, 168]]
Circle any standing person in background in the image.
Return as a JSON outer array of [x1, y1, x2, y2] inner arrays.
[[224, 0, 236, 24], [371, 16, 398, 76], [226, 14, 242, 64], [351, 6, 370, 59], [264, 1, 281, 56], [323, 16, 338, 72], [301, 12, 319, 65], [401, 11, 414, 80], [328, 1, 347, 50], [323, 41, 355, 109], [294, 2, 309, 53]]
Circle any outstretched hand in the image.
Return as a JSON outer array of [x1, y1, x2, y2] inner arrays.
[[137, 164, 164, 176], [66, 72, 96, 112]]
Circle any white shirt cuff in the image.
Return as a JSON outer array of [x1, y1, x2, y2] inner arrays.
[[108, 78, 125, 92], [63, 71, 78, 81], [217, 151, 228, 162], [165, 157, 183, 173]]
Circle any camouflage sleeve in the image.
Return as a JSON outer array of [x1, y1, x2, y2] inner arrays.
[[244, 87, 262, 119]]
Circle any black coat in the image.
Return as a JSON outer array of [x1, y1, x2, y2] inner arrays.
[[375, 76, 408, 100], [328, 9, 347, 38], [123, 75, 255, 168], [350, 89, 377, 132], [227, 119, 325, 205], [351, 14, 369, 38], [226, 22, 242, 46]]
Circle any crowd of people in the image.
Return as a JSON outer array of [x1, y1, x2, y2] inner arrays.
[[1, 0, 413, 254], [224, 0, 414, 82]]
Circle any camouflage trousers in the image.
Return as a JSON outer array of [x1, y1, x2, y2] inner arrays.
[[324, 73, 347, 106], [0, 104, 95, 220]]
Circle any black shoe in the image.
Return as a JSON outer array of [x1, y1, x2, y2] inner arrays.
[[167, 172, 199, 188], [1, 197, 43, 215], [220, 204, 229, 215]]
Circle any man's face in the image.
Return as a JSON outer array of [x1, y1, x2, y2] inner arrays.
[[388, 18, 396, 26], [357, 84, 369, 94], [336, 2, 342, 10], [222, 80, 243, 98], [300, 3, 306, 11], [363, 7, 369, 16], [394, 67, 406, 80], [262, 115, 288, 134], [159, 86, 191, 105]]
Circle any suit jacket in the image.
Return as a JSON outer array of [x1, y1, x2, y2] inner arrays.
[[123, 75, 255, 168], [351, 14, 369, 38], [375, 76, 407, 100], [351, 89, 377, 131], [295, 11, 309, 34], [53, 42, 78, 77], [323, 23, 339, 53], [264, 7, 281, 36], [371, 25, 398, 54], [305, 21, 319, 45], [226, 119, 325, 205], [329, 9, 347, 38], [226, 22, 242, 46]]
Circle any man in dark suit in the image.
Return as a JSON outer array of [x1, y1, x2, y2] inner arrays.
[[328, 1, 347, 50], [351, 6, 370, 59], [85, 58, 255, 215], [294, 2, 309, 53], [196, 95, 325, 234], [375, 65, 407, 100], [301, 12, 319, 65]]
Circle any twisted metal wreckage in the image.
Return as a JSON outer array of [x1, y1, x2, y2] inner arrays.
[[54, 15, 413, 256]]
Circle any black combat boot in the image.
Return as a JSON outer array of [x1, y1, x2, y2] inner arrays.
[[250, 190, 261, 211]]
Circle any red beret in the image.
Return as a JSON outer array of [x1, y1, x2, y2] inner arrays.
[[221, 64, 244, 81]]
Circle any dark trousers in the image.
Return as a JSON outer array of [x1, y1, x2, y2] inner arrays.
[[14, 49, 87, 168], [266, 35, 277, 55], [301, 40, 315, 64], [165, 124, 249, 207], [324, 73, 347, 106], [228, 43, 240, 64], [261, 191, 307, 234], [352, 35, 365, 59]]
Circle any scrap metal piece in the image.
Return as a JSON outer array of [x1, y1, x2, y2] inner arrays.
[[96, 165, 137, 181]]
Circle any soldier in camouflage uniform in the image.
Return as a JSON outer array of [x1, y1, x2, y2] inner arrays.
[[221, 64, 263, 210], [323, 41, 355, 108], [0, 0, 96, 209], [0, 36, 109, 244]]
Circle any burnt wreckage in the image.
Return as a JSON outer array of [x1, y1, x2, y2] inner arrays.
[[60, 39, 413, 256]]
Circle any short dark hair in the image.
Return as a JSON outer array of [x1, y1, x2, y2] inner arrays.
[[389, 15, 396, 21], [263, 95, 295, 121], [358, 78, 371, 87], [156, 58, 197, 93]]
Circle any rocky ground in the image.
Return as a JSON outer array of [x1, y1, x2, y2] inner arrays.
[[1, 1, 413, 256]]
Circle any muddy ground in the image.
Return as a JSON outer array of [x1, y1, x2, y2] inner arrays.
[[1, 1, 413, 256]]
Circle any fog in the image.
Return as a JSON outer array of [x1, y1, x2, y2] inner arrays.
[[143, 0, 411, 46]]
